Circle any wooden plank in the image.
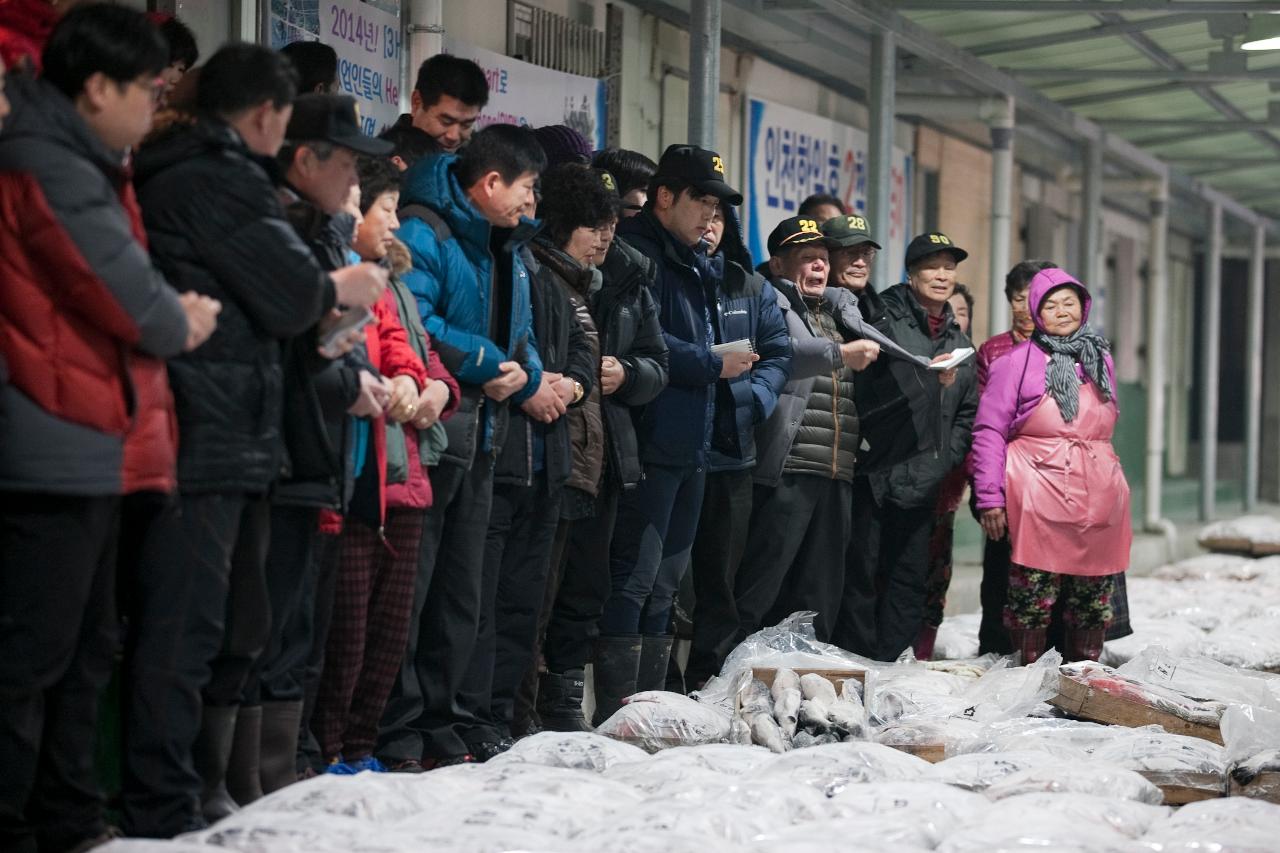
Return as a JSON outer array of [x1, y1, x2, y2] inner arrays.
[[751, 667, 867, 691], [1230, 772, 1280, 803], [887, 742, 946, 763], [1139, 771, 1226, 805], [1049, 674, 1224, 745]]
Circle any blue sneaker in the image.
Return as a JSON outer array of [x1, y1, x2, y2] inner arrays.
[[346, 755, 388, 773], [325, 757, 357, 775]]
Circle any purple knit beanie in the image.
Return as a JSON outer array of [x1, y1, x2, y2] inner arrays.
[[533, 125, 594, 168]]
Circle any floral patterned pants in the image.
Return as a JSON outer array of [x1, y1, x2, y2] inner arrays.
[[1003, 564, 1114, 630]]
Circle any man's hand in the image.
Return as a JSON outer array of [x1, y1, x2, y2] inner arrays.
[[316, 308, 366, 359], [520, 377, 567, 424], [600, 355, 626, 395], [839, 339, 880, 371], [348, 371, 390, 418], [411, 379, 451, 429], [980, 508, 1008, 541], [719, 351, 759, 379], [542, 371, 577, 406], [386, 374, 420, 424], [482, 361, 529, 401], [330, 263, 389, 308], [931, 353, 958, 388], [179, 291, 221, 352]]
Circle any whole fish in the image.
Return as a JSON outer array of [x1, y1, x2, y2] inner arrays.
[[749, 711, 788, 753], [840, 678, 864, 703], [730, 716, 753, 745], [798, 698, 831, 733], [774, 687, 801, 740], [771, 668, 801, 705], [740, 678, 773, 718], [827, 698, 867, 739], [792, 730, 818, 750], [799, 673, 838, 705]]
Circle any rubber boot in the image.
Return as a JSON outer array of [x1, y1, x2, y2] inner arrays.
[[913, 624, 939, 662], [536, 670, 592, 732], [193, 705, 240, 824], [1009, 627, 1048, 665], [638, 635, 675, 693], [591, 634, 642, 727], [259, 700, 304, 794], [1064, 627, 1107, 663], [225, 704, 263, 806]]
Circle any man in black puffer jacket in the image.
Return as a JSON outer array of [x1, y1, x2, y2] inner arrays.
[[834, 232, 977, 662], [730, 217, 882, 645], [127, 45, 388, 836]]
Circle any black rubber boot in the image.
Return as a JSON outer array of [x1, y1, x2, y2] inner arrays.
[[591, 635, 642, 727], [536, 670, 592, 732], [193, 705, 240, 824], [638, 635, 676, 693], [259, 700, 303, 794], [225, 704, 263, 806]]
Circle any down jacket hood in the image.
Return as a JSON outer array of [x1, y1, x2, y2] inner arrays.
[[1028, 267, 1092, 333]]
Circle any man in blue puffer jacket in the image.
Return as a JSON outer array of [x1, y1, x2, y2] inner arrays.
[[377, 125, 559, 769], [593, 145, 764, 721]]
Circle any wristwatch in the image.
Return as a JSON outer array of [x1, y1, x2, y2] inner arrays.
[[571, 379, 585, 404]]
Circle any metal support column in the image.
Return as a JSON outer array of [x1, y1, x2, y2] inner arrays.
[[868, 29, 895, 293], [988, 99, 1015, 340], [405, 0, 445, 114], [1244, 220, 1267, 511], [1145, 179, 1173, 535], [688, 0, 721, 150], [1199, 203, 1223, 520], [1079, 137, 1104, 292]]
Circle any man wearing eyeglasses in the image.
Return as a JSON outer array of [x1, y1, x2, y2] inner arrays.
[[824, 214, 886, 323]]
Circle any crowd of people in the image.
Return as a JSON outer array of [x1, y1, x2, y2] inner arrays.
[[0, 5, 1135, 852]]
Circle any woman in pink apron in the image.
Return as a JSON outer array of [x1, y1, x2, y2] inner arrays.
[[970, 268, 1131, 664]]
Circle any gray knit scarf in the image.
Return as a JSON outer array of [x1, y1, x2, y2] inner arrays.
[[1032, 325, 1114, 423]]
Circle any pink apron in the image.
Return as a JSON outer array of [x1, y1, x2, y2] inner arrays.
[[1006, 382, 1131, 576]]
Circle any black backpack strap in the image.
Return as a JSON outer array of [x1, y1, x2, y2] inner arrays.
[[398, 203, 452, 242]]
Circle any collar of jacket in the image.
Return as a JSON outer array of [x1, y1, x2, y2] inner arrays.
[[885, 281, 955, 335], [620, 207, 701, 272], [400, 151, 491, 253], [531, 236, 594, 295], [134, 116, 284, 188], [598, 237, 653, 301], [2, 73, 127, 184], [500, 215, 542, 254]]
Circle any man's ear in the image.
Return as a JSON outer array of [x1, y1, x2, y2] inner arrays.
[[410, 88, 423, 114], [78, 71, 113, 112], [654, 185, 673, 211], [481, 170, 504, 198], [390, 155, 409, 172]]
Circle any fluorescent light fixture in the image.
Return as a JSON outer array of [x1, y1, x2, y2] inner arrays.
[[1242, 13, 1280, 51]]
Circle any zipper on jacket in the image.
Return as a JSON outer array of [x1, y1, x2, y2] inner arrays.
[[831, 369, 840, 478]]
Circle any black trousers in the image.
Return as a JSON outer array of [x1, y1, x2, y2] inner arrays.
[[832, 477, 880, 658], [872, 502, 937, 661], [462, 475, 560, 745], [542, 491, 619, 673], [246, 505, 322, 704], [733, 475, 852, 644], [378, 453, 494, 762], [297, 532, 341, 775], [978, 534, 1014, 655], [685, 470, 754, 686], [0, 493, 120, 853], [119, 492, 270, 837]]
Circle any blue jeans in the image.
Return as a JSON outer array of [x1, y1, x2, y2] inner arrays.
[[601, 463, 706, 636]]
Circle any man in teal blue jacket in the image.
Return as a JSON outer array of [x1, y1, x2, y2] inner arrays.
[[377, 125, 559, 769]]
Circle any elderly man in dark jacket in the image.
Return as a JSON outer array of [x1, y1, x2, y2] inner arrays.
[[835, 232, 978, 662], [729, 217, 883, 645], [683, 203, 791, 689], [127, 44, 387, 836], [596, 145, 756, 721]]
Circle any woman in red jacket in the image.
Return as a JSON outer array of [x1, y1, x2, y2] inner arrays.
[[312, 161, 459, 773]]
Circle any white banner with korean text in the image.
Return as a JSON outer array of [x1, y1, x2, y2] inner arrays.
[[319, 1, 403, 135], [442, 39, 607, 150], [743, 96, 912, 276]]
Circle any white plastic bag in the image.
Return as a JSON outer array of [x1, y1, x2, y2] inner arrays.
[[485, 730, 648, 772], [930, 750, 1063, 791], [982, 760, 1164, 804], [938, 811, 1137, 853], [595, 690, 732, 751], [750, 741, 932, 796], [1141, 797, 1280, 852], [932, 614, 981, 661], [982, 792, 1169, 839]]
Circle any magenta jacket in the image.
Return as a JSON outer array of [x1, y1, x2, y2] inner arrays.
[[970, 269, 1118, 511]]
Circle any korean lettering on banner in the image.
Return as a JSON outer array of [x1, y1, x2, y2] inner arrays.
[[320, 1, 402, 135], [442, 39, 608, 150], [745, 97, 912, 271]]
